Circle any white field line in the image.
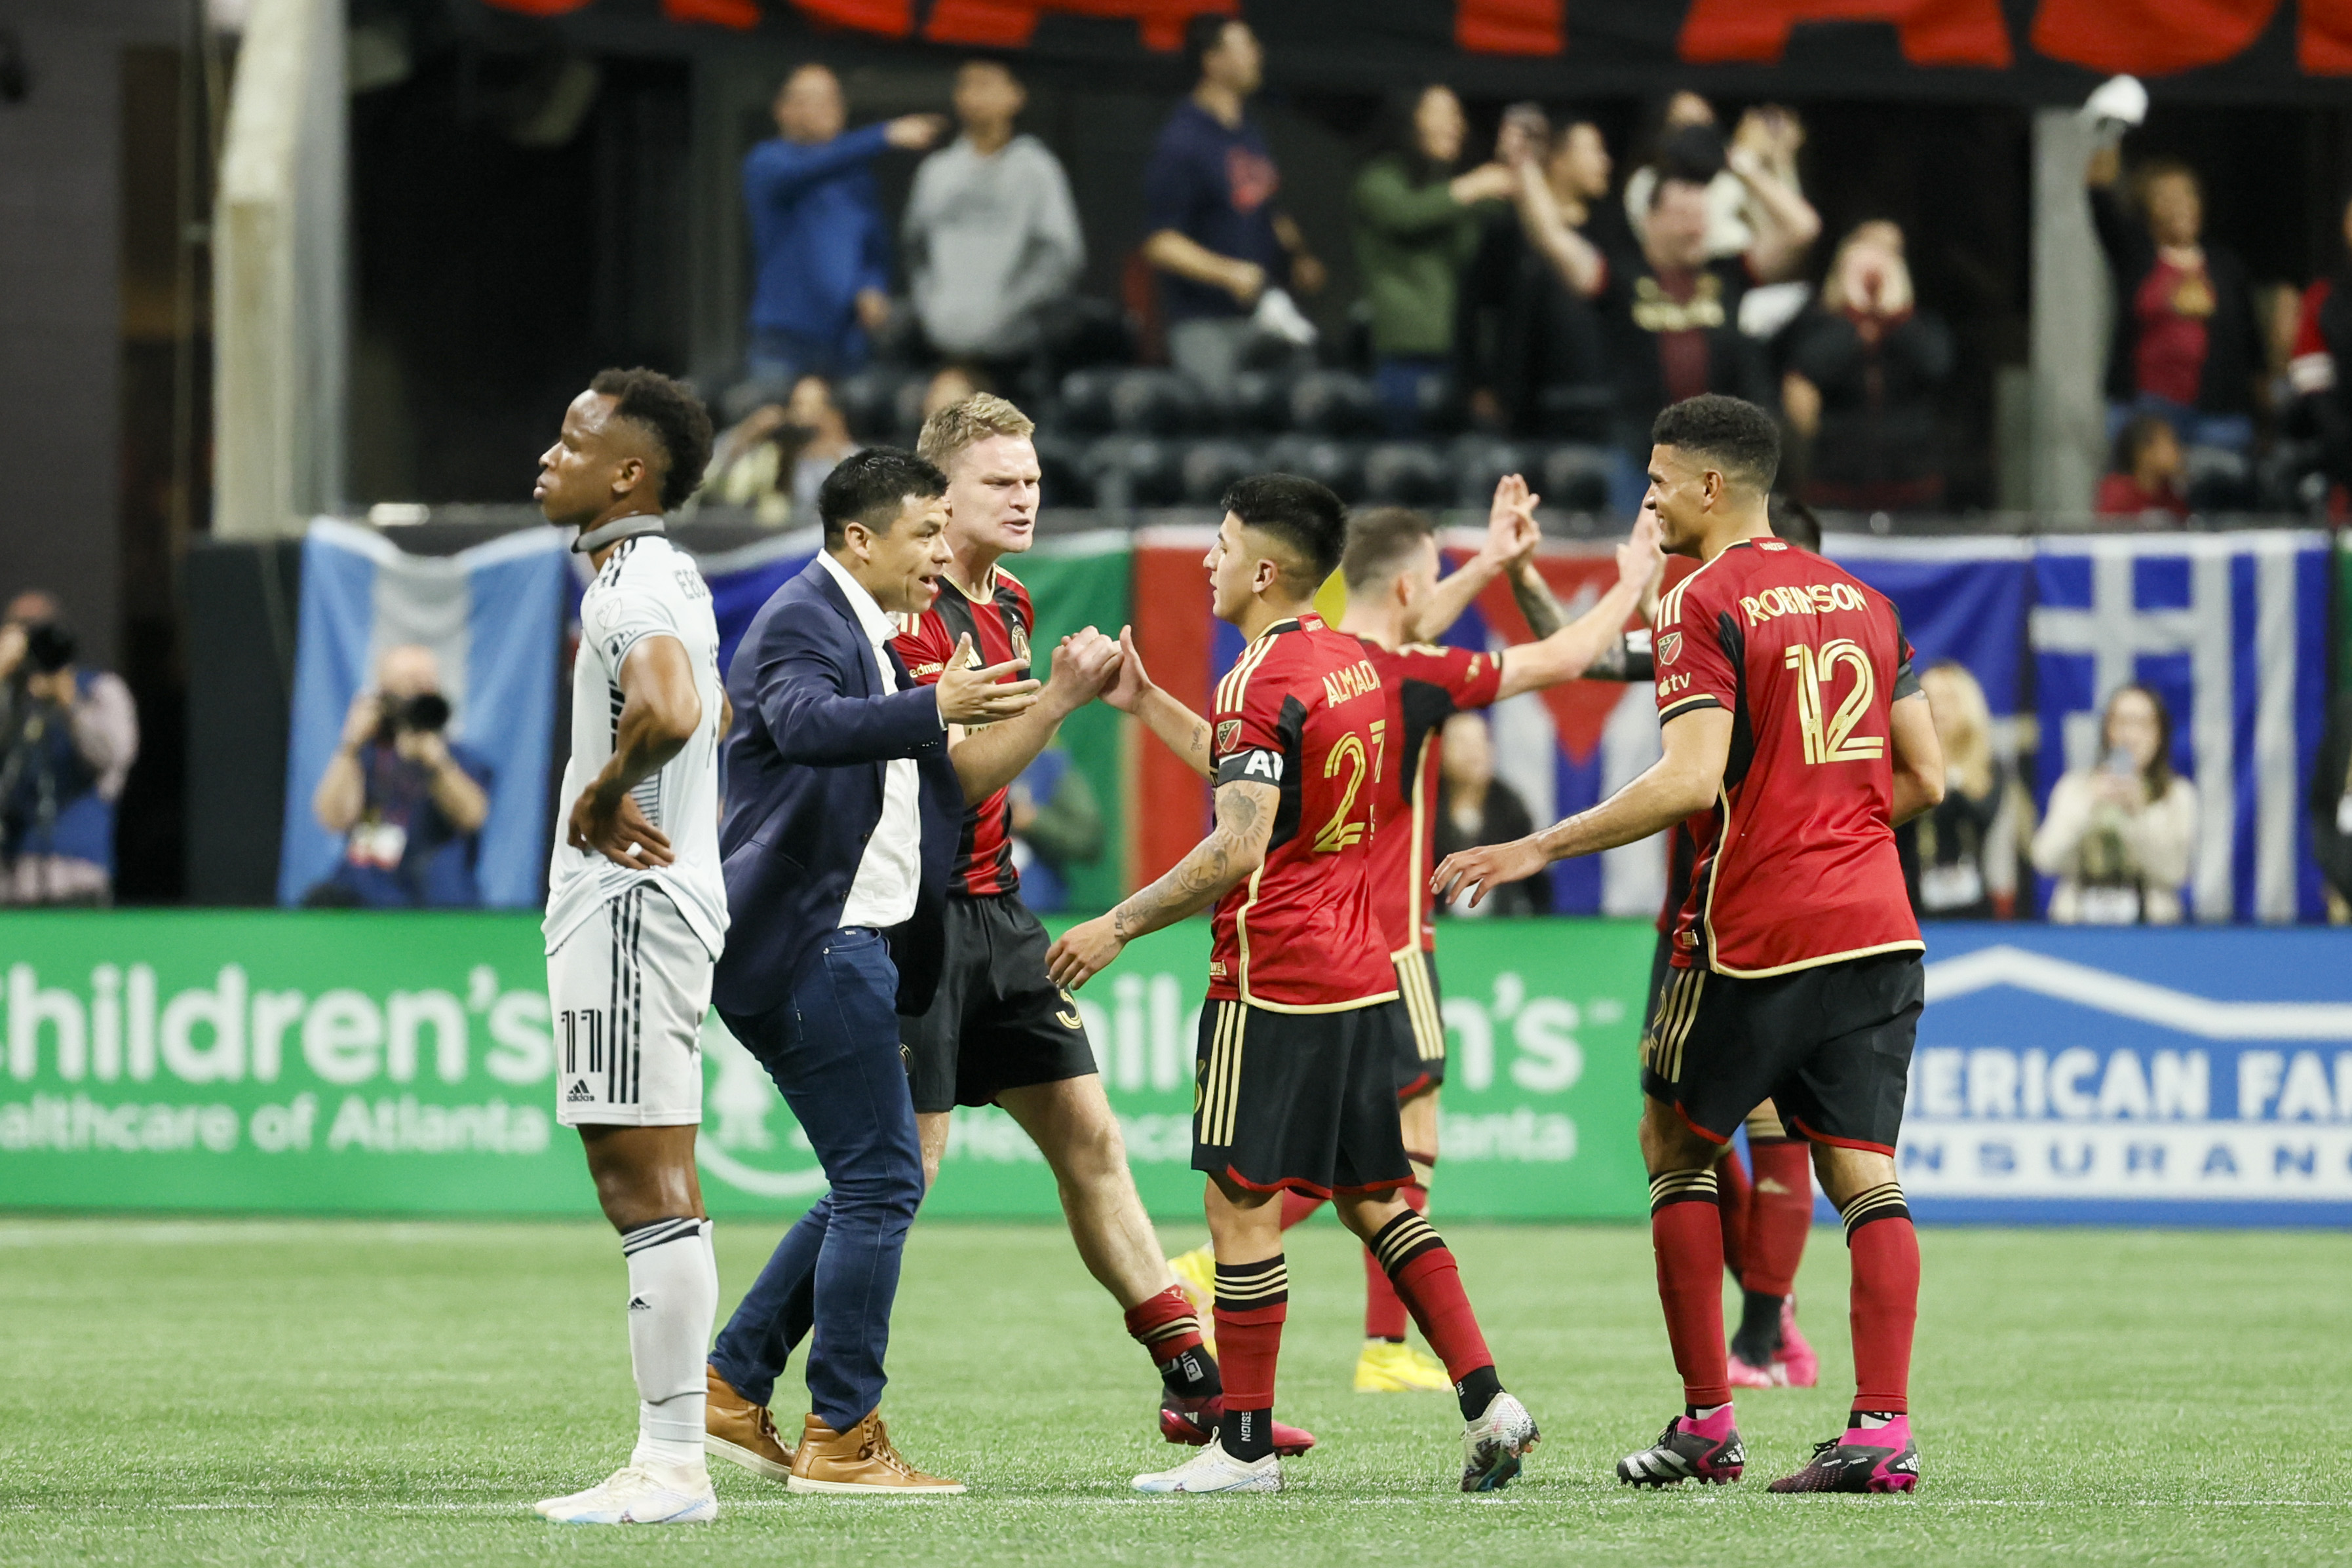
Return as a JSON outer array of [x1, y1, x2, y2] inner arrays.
[[3, 1497, 2340, 1514]]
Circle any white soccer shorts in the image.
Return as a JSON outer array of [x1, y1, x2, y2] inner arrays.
[[547, 884, 711, 1128]]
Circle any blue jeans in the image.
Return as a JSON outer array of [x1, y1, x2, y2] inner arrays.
[[709, 928, 922, 1430], [2106, 394, 2253, 457], [1374, 354, 1447, 438], [745, 326, 866, 390]]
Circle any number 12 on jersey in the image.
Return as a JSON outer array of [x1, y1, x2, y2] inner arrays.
[[1783, 639, 1884, 765]]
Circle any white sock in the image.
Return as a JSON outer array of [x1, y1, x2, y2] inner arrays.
[[621, 1216, 718, 1470]]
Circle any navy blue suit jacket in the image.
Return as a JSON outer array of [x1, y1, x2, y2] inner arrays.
[[714, 558, 963, 1017]]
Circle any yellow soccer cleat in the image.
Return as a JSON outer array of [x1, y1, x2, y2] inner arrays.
[[1167, 1246, 1217, 1355], [1354, 1338, 1452, 1393]]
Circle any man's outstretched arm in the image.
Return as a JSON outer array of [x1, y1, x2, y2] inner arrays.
[[1045, 779, 1277, 989], [1103, 626, 1213, 779], [1432, 707, 1731, 908]]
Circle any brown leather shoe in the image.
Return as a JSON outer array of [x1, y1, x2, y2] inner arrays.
[[704, 1367, 794, 1482], [786, 1410, 965, 1495]]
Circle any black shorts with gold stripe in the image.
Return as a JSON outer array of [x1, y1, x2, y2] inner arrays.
[[1640, 949, 1924, 1156], [1193, 998, 1415, 1198], [1390, 949, 1446, 1097]]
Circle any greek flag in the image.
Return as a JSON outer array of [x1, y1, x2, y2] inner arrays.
[[2032, 532, 2330, 923], [278, 518, 571, 908]]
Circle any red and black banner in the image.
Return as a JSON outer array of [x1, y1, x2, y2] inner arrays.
[[469, 0, 2352, 102]]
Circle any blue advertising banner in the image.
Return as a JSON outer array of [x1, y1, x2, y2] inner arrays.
[[1901, 924, 2352, 1226]]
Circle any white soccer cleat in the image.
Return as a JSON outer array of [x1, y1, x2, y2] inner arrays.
[[1461, 1392, 1540, 1492], [535, 1461, 718, 1525], [1132, 1436, 1281, 1495]]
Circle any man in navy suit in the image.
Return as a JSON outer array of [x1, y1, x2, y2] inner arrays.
[[704, 448, 1090, 1494]]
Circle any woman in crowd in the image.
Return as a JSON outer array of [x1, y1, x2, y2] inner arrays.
[[2087, 147, 2258, 456], [2032, 683, 2197, 925], [1432, 710, 1550, 917], [1780, 220, 1954, 510], [1475, 111, 1625, 441], [1900, 660, 2007, 921], [1350, 84, 1517, 436]]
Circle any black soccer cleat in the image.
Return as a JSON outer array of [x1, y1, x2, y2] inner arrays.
[[1616, 1411, 1745, 1486]]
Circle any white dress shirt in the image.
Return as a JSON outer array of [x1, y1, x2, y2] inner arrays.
[[817, 549, 924, 930]]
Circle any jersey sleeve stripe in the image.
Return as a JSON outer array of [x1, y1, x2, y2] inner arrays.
[[1659, 694, 1722, 721]]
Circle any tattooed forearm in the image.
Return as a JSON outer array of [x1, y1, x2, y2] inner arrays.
[[1110, 784, 1268, 941], [1512, 565, 1564, 639]]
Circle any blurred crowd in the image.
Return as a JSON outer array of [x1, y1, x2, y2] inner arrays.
[[700, 19, 2352, 528]]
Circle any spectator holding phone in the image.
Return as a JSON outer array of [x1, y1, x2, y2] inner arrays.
[[2032, 683, 2195, 925]]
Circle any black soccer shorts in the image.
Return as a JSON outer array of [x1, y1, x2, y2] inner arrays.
[[900, 893, 1100, 1115], [1390, 949, 1446, 1098], [1640, 949, 1924, 1155], [1192, 998, 1416, 1197]]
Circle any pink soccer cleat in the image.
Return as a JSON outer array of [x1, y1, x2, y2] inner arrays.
[[1727, 1352, 1790, 1389], [1768, 1414, 1920, 1494], [1777, 1297, 1819, 1388], [1616, 1405, 1745, 1486]]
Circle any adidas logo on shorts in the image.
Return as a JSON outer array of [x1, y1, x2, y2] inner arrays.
[[566, 1080, 596, 1103]]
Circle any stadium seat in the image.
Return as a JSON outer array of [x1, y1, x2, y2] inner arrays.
[[1448, 434, 1531, 509], [1108, 368, 1205, 435], [1056, 368, 1121, 435], [1227, 370, 1296, 436], [2184, 444, 2256, 512], [834, 368, 915, 444], [1181, 440, 1260, 507], [1263, 434, 1365, 502], [1538, 444, 1615, 514], [1410, 372, 1467, 438], [1033, 432, 1092, 508], [1080, 434, 1187, 508], [1288, 371, 1382, 437], [1360, 442, 1452, 507]]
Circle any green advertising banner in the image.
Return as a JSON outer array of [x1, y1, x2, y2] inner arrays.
[[0, 912, 1651, 1221]]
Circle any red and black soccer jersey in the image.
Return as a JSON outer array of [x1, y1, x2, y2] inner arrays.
[[1361, 642, 1503, 957], [1653, 537, 1922, 978], [1207, 614, 1398, 1012], [893, 566, 1035, 899]]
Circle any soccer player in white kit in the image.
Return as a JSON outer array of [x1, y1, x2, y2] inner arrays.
[[528, 368, 731, 1525]]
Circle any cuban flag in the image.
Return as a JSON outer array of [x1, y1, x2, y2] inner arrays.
[[2031, 531, 2330, 923], [279, 518, 571, 907]]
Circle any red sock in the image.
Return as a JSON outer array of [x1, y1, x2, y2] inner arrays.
[[1123, 1284, 1216, 1396], [1649, 1169, 1731, 1409], [1842, 1183, 1918, 1415], [1744, 1138, 1815, 1297], [1366, 1208, 1493, 1382], [1360, 1181, 1424, 1341], [1212, 1255, 1288, 1461], [1279, 1190, 1325, 1230], [1715, 1149, 1752, 1285]]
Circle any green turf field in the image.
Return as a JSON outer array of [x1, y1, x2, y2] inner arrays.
[[0, 1215, 2344, 1565]]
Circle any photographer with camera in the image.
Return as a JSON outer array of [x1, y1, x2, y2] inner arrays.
[[0, 590, 139, 906], [307, 643, 492, 908]]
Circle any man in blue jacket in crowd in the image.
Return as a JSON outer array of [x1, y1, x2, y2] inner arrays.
[[744, 64, 944, 387]]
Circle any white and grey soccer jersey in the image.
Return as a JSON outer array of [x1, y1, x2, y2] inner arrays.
[[543, 533, 729, 1127]]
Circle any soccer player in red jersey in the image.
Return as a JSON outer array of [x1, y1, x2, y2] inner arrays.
[[1051, 476, 1538, 1497], [1436, 395, 1946, 1495], [890, 396, 1313, 1457], [1237, 489, 1659, 1392], [1509, 500, 1826, 1392]]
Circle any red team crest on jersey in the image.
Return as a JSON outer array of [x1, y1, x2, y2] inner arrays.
[[1657, 631, 1683, 665]]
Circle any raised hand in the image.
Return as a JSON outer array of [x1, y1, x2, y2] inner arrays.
[[1486, 473, 1543, 567], [1103, 625, 1154, 715], [1046, 625, 1123, 710], [1616, 508, 1664, 595], [935, 632, 1041, 725]]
